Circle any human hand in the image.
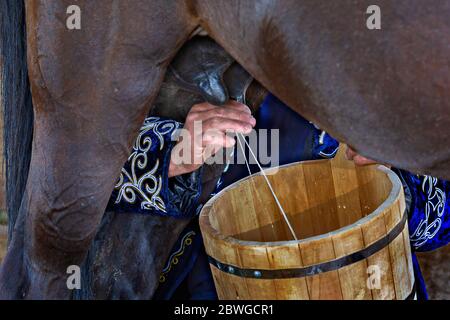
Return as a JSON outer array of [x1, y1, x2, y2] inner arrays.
[[168, 101, 256, 177], [345, 146, 378, 166], [345, 146, 391, 168]]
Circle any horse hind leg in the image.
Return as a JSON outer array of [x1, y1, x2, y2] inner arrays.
[[0, 0, 196, 299]]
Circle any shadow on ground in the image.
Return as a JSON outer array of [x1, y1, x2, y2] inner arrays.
[[417, 246, 450, 300]]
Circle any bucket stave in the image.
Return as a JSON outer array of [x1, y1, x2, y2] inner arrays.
[[199, 147, 415, 300]]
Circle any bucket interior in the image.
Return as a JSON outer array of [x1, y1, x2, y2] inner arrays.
[[208, 160, 393, 242]]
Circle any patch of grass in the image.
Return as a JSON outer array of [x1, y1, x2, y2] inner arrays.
[[0, 210, 7, 226]]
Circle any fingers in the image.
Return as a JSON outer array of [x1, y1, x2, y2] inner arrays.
[[227, 100, 252, 114], [197, 107, 255, 126], [345, 147, 358, 161], [202, 129, 236, 149], [353, 155, 377, 166], [345, 146, 378, 166], [201, 133, 235, 162], [202, 117, 254, 135], [191, 100, 252, 114], [187, 101, 255, 135], [188, 101, 254, 126], [169, 100, 255, 178]]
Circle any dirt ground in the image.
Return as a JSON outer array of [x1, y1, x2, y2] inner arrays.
[[0, 227, 447, 299], [0, 226, 6, 262], [417, 246, 450, 300]]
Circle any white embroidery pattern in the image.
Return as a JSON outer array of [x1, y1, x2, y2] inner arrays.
[[410, 176, 446, 249], [114, 117, 179, 213], [318, 130, 339, 158]]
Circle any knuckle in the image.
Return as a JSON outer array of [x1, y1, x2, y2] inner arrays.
[[186, 112, 198, 122], [209, 118, 220, 127], [192, 102, 205, 110], [235, 102, 246, 109], [215, 108, 226, 117], [240, 113, 251, 122]]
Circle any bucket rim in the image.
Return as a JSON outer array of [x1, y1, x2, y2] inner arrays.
[[199, 161, 403, 248]]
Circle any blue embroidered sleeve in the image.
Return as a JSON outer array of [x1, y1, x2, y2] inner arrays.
[[106, 117, 203, 218], [392, 169, 450, 252], [311, 128, 340, 160]]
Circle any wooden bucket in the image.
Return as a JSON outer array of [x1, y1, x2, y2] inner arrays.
[[199, 146, 415, 300]]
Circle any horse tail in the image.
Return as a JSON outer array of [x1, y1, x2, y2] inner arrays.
[[0, 0, 34, 240]]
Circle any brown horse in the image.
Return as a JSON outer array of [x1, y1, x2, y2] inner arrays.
[[0, 0, 449, 299]]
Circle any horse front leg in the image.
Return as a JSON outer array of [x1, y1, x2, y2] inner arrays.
[[0, 0, 195, 299]]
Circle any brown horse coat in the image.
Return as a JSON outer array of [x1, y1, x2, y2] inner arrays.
[[0, 0, 448, 299]]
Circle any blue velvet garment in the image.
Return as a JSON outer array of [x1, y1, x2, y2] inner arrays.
[[392, 169, 450, 299], [106, 116, 203, 219], [393, 169, 450, 252], [153, 218, 217, 300], [105, 116, 213, 300]]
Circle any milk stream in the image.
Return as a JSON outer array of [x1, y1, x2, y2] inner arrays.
[[236, 133, 299, 240]]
